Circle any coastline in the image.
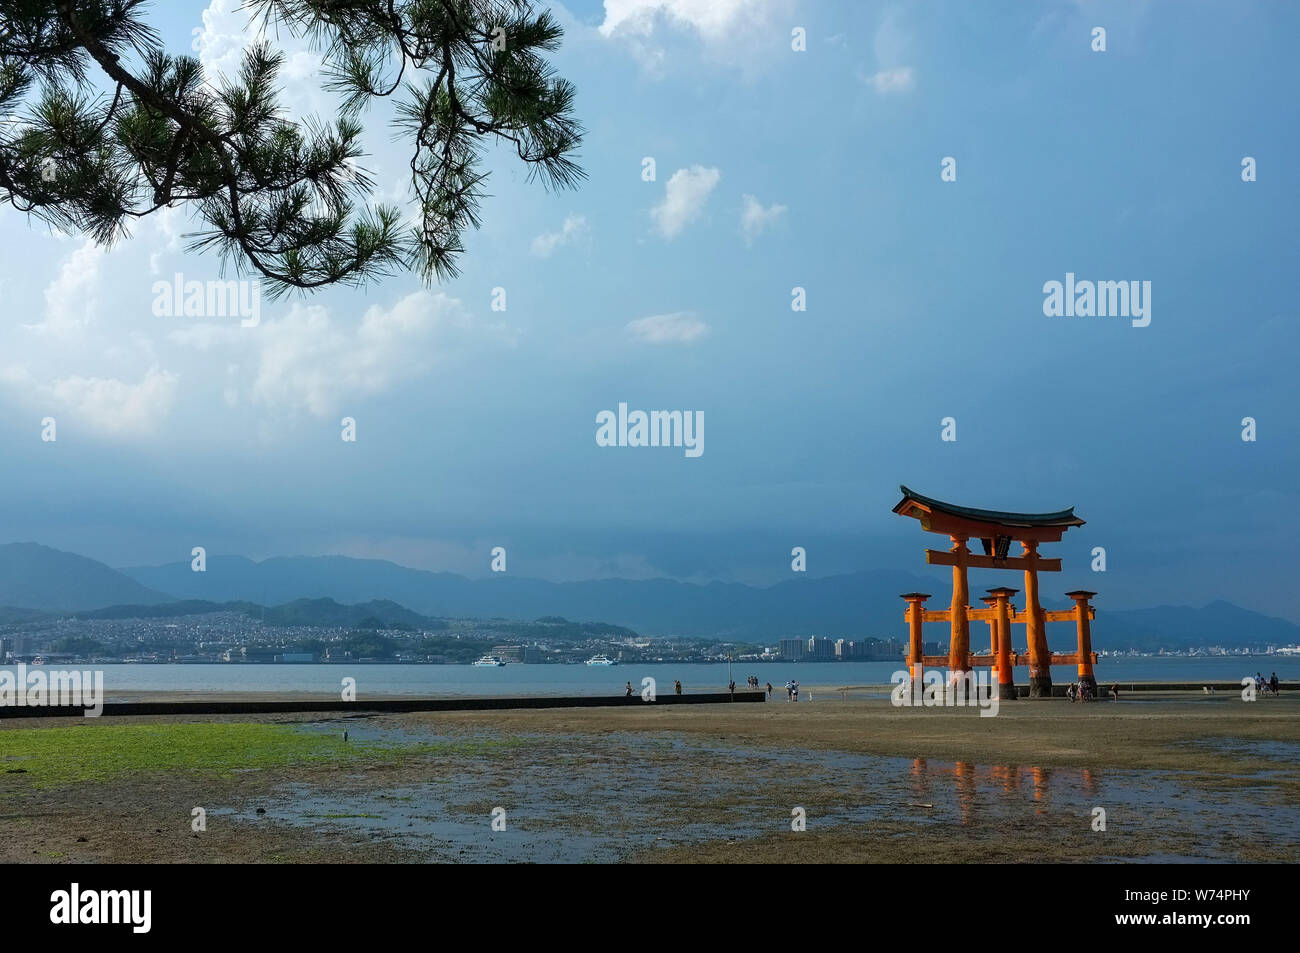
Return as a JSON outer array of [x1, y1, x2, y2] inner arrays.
[[2, 692, 1297, 863]]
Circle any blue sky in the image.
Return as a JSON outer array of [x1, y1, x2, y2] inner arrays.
[[1, 0, 1297, 620]]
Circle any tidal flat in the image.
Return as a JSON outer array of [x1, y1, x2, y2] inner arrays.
[[1, 693, 1296, 863]]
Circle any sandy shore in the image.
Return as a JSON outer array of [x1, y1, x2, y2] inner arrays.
[[2, 693, 1297, 863]]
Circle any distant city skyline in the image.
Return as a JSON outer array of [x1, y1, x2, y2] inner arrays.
[[2, 1, 1297, 622]]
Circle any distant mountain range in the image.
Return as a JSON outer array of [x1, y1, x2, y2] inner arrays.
[[0, 542, 171, 611], [72, 597, 436, 631], [120, 552, 936, 638], [64, 598, 638, 643], [0, 542, 1297, 651]]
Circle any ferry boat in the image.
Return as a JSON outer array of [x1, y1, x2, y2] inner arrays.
[[472, 655, 505, 667], [585, 654, 618, 666]]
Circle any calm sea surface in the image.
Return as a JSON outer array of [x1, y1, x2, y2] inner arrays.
[[5, 656, 1297, 698]]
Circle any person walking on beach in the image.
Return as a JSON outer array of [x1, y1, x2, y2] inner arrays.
[[1270, 672, 1280, 696], [674, 679, 682, 695], [766, 681, 773, 699], [625, 681, 633, 697], [792, 680, 799, 702], [1110, 684, 1119, 701], [786, 680, 793, 701], [1066, 683, 1076, 703], [729, 679, 736, 698]]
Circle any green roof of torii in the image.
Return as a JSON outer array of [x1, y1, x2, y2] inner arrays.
[[894, 485, 1084, 528]]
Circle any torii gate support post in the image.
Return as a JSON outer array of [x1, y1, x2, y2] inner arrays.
[[980, 595, 999, 684], [901, 593, 930, 685], [948, 536, 971, 683], [1021, 540, 1052, 697], [1067, 590, 1098, 696], [989, 587, 1018, 701]]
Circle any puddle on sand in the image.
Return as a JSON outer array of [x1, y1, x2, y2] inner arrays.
[[214, 782, 615, 863], [208, 722, 1300, 863], [1181, 738, 1300, 766]]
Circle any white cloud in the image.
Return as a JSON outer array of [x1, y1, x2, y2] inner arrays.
[[598, 0, 792, 75], [866, 66, 915, 94], [170, 290, 502, 417], [0, 363, 179, 437], [0, 242, 182, 437], [599, 0, 773, 41], [30, 240, 103, 336], [530, 214, 590, 258], [194, 0, 330, 115], [48, 367, 180, 436], [1, 245, 183, 439], [626, 311, 710, 344], [866, 6, 915, 95], [651, 165, 720, 239], [148, 205, 190, 275], [739, 194, 787, 245]]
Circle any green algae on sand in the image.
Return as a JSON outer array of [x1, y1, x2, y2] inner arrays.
[[0, 721, 521, 788]]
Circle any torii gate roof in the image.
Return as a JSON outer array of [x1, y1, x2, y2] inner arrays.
[[893, 485, 1085, 534]]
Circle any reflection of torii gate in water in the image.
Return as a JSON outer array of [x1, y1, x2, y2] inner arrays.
[[892, 485, 1098, 699]]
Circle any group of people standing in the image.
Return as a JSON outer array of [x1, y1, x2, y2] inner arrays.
[[1065, 681, 1121, 702], [715, 675, 800, 700], [1254, 672, 1281, 696], [646, 677, 772, 697]]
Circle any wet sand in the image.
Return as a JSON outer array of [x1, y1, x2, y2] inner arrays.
[[1, 693, 1296, 863]]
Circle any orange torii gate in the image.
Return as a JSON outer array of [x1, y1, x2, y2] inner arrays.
[[893, 485, 1098, 699]]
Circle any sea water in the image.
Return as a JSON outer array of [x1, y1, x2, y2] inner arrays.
[[2, 656, 1295, 698]]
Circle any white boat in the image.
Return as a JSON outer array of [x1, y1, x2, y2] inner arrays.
[[472, 656, 505, 667], [585, 654, 618, 666]]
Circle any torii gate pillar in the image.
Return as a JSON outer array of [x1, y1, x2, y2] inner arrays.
[[947, 537, 971, 680], [1022, 540, 1052, 698], [988, 586, 1018, 701], [1068, 590, 1098, 696], [902, 592, 929, 683]]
